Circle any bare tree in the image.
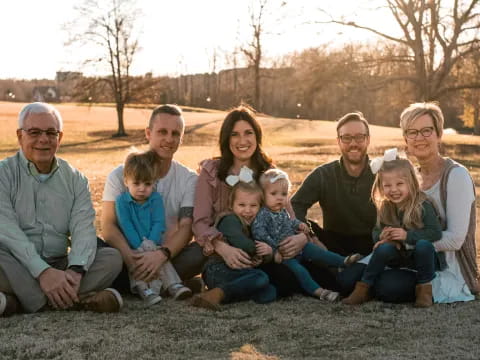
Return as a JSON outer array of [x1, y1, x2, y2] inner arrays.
[[241, 0, 270, 111], [319, 0, 480, 101], [66, 0, 141, 136]]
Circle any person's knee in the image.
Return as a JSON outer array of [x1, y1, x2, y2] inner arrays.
[[414, 240, 434, 256], [247, 269, 269, 290], [97, 247, 123, 275], [374, 243, 398, 258]]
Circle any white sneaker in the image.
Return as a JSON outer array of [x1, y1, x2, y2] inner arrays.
[[141, 288, 162, 307], [168, 283, 192, 300]]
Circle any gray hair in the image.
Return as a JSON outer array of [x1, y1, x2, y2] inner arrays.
[[18, 102, 63, 130]]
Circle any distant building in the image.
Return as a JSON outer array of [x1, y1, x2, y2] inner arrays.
[[32, 86, 59, 102]]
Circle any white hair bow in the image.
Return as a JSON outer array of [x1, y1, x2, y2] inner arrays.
[[269, 173, 287, 184], [226, 166, 254, 186], [370, 148, 398, 174]]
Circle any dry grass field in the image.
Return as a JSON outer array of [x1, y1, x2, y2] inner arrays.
[[1, 101, 480, 359]]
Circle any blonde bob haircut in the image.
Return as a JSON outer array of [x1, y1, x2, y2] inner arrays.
[[400, 102, 444, 138]]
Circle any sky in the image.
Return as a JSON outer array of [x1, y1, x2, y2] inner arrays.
[[0, 0, 399, 80]]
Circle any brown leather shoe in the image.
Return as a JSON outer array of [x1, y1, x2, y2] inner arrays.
[[342, 281, 372, 305], [0, 292, 21, 317], [80, 288, 123, 313], [415, 283, 433, 308], [190, 288, 224, 311]]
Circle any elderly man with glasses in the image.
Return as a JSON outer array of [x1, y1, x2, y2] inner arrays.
[[0, 102, 123, 317], [289, 112, 377, 295]]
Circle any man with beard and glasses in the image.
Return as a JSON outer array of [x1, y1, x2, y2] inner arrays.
[[290, 112, 377, 294]]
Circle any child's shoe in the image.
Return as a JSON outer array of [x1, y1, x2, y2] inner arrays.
[[168, 283, 193, 300], [344, 253, 364, 266], [414, 283, 433, 308], [315, 288, 340, 302], [190, 287, 225, 311], [342, 281, 371, 305], [140, 288, 162, 307]]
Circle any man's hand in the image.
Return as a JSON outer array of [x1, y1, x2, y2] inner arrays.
[[278, 233, 308, 259], [255, 241, 273, 257], [38, 268, 79, 309], [65, 269, 83, 295], [132, 250, 167, 282]]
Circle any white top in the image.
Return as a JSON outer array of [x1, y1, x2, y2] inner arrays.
[[103, 160, 198, 230], [426, 166, 475, 303]]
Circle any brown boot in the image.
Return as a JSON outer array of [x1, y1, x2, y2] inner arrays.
[[79, 288, 123, 313], [342, 281, 372, 305], [415, 283, 433, 308], [190, 288, 225, 311]]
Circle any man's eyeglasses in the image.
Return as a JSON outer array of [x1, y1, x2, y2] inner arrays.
[[404, 126, 434, 139], [338, 134, 368, 144], [20, 128, 61, 138]]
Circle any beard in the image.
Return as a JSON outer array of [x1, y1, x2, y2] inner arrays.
[[342, 146, 367, 165]]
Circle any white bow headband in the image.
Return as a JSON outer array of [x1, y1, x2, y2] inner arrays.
[[226, 166, 254, 186], [370, 148, 398, 174], [269, 173, 288, 184]]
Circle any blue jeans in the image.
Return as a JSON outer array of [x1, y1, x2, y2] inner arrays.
[[362, 240, 437, 286], [283, 258, 321, 295], [203, 262, 276, 304], [301, 242, 346, 268]]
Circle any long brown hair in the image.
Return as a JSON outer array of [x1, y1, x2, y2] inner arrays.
[[371, 158, 426, 229], [217, 104, 273, 181]]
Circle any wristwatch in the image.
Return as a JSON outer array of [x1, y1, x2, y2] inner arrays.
[[159, 246, 172, 260], [68, 265, 86, 275]]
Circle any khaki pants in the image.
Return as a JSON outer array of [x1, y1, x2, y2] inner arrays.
[[0, 247, 122, 313]]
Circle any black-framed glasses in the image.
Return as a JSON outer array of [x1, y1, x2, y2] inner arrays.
[[404, 126, 434, 139], [338, 134, 368, 144], [20, 128, 61, 138]]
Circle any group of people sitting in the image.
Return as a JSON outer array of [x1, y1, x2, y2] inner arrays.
[[0, 100, 477, 317]]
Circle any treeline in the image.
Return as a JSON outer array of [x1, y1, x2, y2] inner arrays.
[[1, 42, 478, 130]]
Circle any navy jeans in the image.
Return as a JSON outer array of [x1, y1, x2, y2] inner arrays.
[[362, 240, 437, 285], [337, 240, 437, 303], [203, 262, 276, 304]]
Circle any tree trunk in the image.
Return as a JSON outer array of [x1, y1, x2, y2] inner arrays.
[[474, 103, 480, 136], [115, 102, 127, 137]]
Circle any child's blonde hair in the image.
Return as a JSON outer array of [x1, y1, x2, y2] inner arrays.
[[259, 168, 291, 191], [229, 181, 264, 209], [123, 149, 161, 182], [371, 158, 426, 229], [228, 181, 264, 231]]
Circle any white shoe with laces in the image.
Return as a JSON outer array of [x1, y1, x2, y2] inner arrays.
[[168, 283, 192, 300]]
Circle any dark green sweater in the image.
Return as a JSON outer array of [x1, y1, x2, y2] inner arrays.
[[217, 214, 256, 257], [372, 200, 442, 245], [291, 157, 376, 236]]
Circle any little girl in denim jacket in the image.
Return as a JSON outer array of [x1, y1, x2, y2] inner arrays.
[[252, 168, 362, 302]]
